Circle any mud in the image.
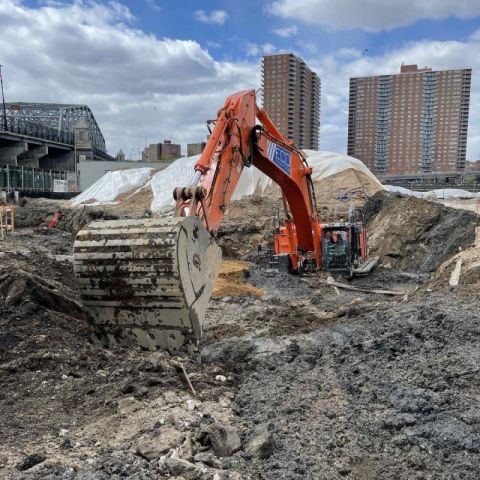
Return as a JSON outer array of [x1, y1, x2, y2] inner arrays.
[[203, 285, 480, 479], [1, 192, 480, 479]]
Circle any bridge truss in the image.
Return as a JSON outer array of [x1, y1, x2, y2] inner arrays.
[[4, 103, 106, 151]]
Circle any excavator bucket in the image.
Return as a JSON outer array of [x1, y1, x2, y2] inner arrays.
[[73, 216, 222, 350]]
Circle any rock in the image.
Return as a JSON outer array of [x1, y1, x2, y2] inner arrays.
[[135, 386, 149, 398], [187, 399, 201, 411], [120, 383, 136, 394], [146, 376, 163, 387], [117, 396, 141, 415], [60, 437, 73, 450], [215, 375, 227, 382], [383, 413, 417, 430], [136, 427, 184, 460], [164, 412, 176, 424], [194, 451, 223, 469], [16, 453, 46, 471], [209, 423, 242, 457], [245, 426, 275, 459], [165, 457, 202, 479]]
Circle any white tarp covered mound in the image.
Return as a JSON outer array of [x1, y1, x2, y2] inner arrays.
[[71, 168, 154, 207], [150, 155, 271, 213], [303, 150, 384, 189], [71, 150, 384, 211], [385, 185, 480, 199]]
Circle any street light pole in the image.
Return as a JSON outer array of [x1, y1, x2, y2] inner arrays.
[[0, 65, 8, 132]]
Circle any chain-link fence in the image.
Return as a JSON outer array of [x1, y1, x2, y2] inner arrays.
[[0, 165, 71, 192]]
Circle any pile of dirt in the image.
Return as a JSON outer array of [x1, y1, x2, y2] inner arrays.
[[314, 169, 384, 223], [314, 168, 383, 199], [13, 199, 65, 229], [261, 167, 383, 224], [212, 260, 264, 298], [364, 192, 479, 272], [216, 195, 280, 258], [115, 184, 154, 210]]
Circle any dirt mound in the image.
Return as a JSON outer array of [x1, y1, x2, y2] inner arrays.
[[315, 168, 383, 199], [115, 184, 154, 210], [216, 195, 280, 258], [56, 206, 120, 235], [13, 199, 64, 228], [212, 260, 264, 297], [364, 192, 479, 272]]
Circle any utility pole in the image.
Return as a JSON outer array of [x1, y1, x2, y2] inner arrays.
[[0, 65, 7, 132]]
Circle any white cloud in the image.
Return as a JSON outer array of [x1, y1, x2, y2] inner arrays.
[[206, 40, 222, 49], [269, 0, 480, 32], [0, 1, 257, 156], [245, 42, 277, 57], [311, 38, 480, 160], [273, 25, 297, 37], [194, 9, 229, 25], [145, 0, 162, 13]]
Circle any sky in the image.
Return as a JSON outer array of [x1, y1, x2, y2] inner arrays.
[[1, 0, 480, 161]]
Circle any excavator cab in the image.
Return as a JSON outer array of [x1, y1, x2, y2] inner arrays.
[[321, 223, 368, 277]]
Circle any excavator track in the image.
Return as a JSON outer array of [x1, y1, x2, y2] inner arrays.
[[73, 216, 221, 350]]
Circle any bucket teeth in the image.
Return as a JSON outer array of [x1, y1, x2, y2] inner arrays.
[[73, 217, 222, 350]]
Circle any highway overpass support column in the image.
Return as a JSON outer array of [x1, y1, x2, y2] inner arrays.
[[0, 141, 27, 166]]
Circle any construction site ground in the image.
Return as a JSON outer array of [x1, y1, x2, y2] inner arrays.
[[1, 191, 480, 479]]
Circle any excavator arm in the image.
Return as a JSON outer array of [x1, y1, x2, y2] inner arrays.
[[174, 89, 322, 271], [73, 90, 323, 351]]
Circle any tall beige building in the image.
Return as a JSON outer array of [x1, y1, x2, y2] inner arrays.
[[142, 140, 181, 162], [348, 64, 471, 174], [262, 53, 321, 150], [187, 142, 206, 157]]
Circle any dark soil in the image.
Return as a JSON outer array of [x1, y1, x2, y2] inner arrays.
[[204, 282, 480, 479], [1, 193, 479, 479]]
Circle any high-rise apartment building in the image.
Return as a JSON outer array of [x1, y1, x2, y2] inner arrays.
[[262, 53, 321, 150], [187, 142, 207, 157], [348, 64, 471, 174], [142, 140, 181, 162]]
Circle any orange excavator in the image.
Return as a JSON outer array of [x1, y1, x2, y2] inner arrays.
[[73, 90, 373, 351]]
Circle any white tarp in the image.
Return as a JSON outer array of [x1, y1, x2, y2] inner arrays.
[[384, 185, 424, 197], [385, 185, 480, 199], [71, 168, 154, 207], [150, 154, 272, 213], [71, 150, 384, 211], [425, 189, 477, 199], [303, 150, 385, 188]]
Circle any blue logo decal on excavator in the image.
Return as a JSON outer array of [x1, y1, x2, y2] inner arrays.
[[267, 140, 291, 175]]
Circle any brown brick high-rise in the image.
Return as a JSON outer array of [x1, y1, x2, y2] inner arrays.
[[262, 53, 321, 150], [348, 65, 471, 174]]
